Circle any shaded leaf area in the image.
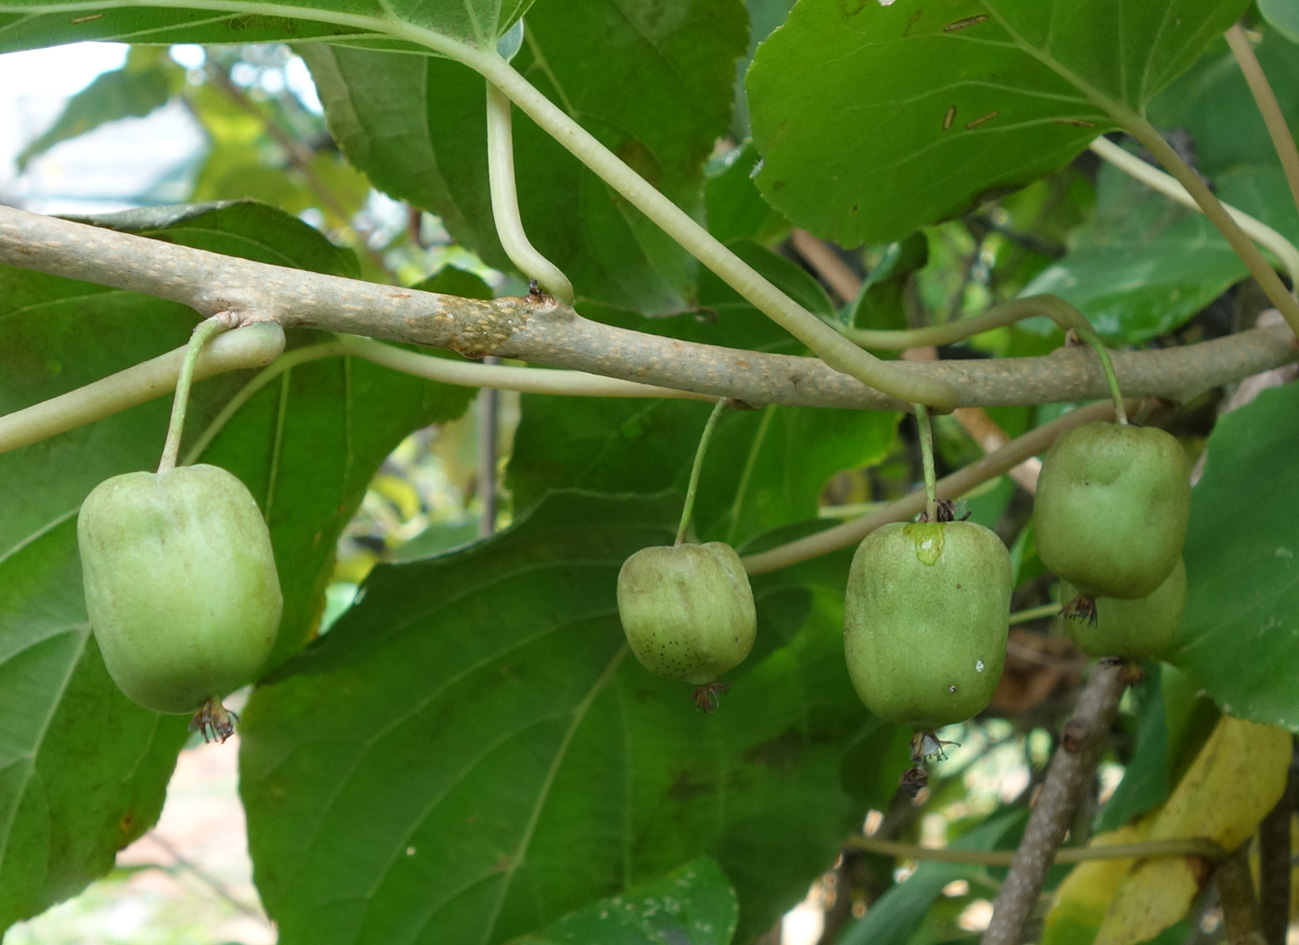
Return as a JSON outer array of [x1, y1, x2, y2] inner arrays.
[[1259, 0, 1299, 44], [747, 0, 1250, 244], [836, 812, 1022, 945], [1169, 383, 1299, 730], [0, 202, 472, 932], [303, 0, 748, 312], [1019, 160, 1248, 342], [509, 858, 737, 945], [507, 294, 898, 549], [0, 0, 532, 54], [16, 47, 182, 171], [240, 491, 889, 945]]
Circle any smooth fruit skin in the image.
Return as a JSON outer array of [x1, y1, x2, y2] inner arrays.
[[844, 521, 1011, 731], [1064, 558, 1186, 659], [617, 542, 756, 685], [77, 464, 283, 714], [1035, 422, 1190, 600]]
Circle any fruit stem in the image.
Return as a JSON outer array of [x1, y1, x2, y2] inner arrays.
[[158, 315, 233, 474], [914, 403, 939, 522], [676, 399, 728, 546], [485, 80, 574, 304]]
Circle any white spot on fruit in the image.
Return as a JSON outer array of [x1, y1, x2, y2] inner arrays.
[[975, 659, 985, 672], [1276, 547, 1294, 559], [406, 847, 416, 856]]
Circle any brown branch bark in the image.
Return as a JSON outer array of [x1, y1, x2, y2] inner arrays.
[[981, 663, 1127, 945], [2, 204, 1296, 411]]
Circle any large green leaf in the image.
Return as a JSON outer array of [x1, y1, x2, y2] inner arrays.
[[303, 0, 747, 312], [506, 303, 899, 548], [1168, 384, 1299, 730], [746, 0, 1251, 243], [239, 492, 875, 945], [0, 202, 474, 932], [0, 0, 533, 53], [511, 858, 737, 945], [1019, 160, 1249, 343]]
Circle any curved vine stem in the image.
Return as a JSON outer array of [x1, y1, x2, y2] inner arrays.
[[845, 295, 1127, 423], [1225, 22, 1299, 220], [158, 315, 232, 473], [675, 399, 728, 546], [1089, 136, 1299, 290], [915, 404, 939, 521], [485, 80, 574, 304], [471, 52, 961, 410]]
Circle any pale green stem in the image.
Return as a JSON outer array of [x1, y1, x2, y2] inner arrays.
[[1118, 118, 1299, 335], [485, 80, 574, 304], [158, 315, 230, 473], [182, 336, 707, 466], [847, 295, 1126, 423], [0, 322, 284, 456], [676, 399, 728, 546], [1089, 136, 1299, 290], [1225, 23, 1299, 221], [915, 404, 938, 521], [847, 834, 1224, 866], [473, 53, 960, 410], [1008, 602, 1064, 626], [742, 400, 1123, 574]]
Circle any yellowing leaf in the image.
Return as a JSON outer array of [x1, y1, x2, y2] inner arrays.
[[1042, 823, 1148, 945], [1093, 716, 1291, 945]]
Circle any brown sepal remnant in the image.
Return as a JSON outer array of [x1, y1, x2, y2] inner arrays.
[[693, 681, 730, 713], [900, 766, 930, 798], [189, 697, 238, 744], [1062, 594, 1098, 626]]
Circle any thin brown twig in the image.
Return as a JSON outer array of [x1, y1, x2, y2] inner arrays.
[[981, 662, 1127, 945], [846, 834, 1225, 867]]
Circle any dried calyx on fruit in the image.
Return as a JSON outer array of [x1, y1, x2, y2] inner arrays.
[[78, 464, 282, 739], [617, 541, 756, 711], [1062, 557, 1186, 660], [1035, 421, 1190, 602]]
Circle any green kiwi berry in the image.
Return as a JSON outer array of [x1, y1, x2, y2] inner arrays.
[[617, 542, 756, 700], [77, 464, 282, 716], [844, 521, 1011, 731], [1063, 557, 1186, 659], [1035, 422, 1190, 600]]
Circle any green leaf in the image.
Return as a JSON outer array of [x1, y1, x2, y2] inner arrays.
[[1019, 160, 1248, 342], [704, 141, 789, 245], [1167, 383, 1299, 730], [510, 858, 737, 945], [239, 491, 873, 945], [0, 201, 473, 931], [0, 1, 534, 53], [16, 47, 182, 171], [1259, 0, 1299, 44], [747, 0, 1251, 243], [506, 305, 899, 548], [1097, 669, 1169, 831], [303, 0, 748, 311]]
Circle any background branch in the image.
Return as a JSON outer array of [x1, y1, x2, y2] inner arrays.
[[981, 663, 1127, 945]]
